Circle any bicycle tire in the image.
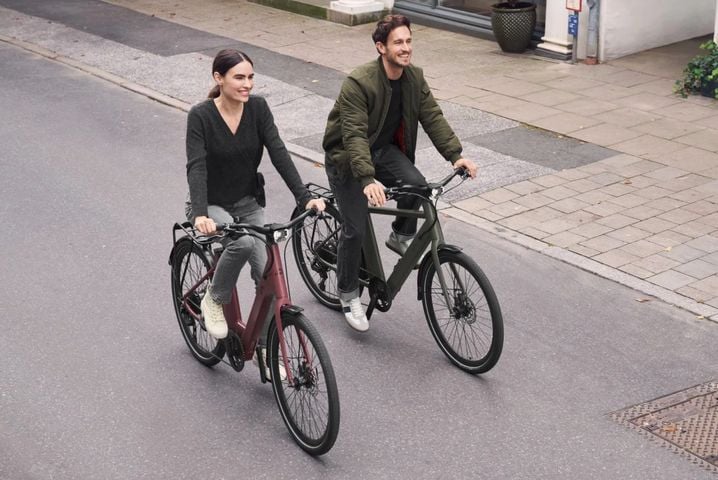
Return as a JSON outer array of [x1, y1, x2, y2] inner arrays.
[[291, 204, 343, 311], [420, 250, 503, 374], [268, 311, 340, 455], [170, 239, 225, 366]]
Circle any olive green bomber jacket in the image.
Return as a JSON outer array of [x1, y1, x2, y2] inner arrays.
[[322, 57, 463, 187]]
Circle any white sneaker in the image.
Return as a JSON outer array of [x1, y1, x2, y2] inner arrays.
[[254, 347, 287, 381], [200, 292, 228, 339], [339, 297, 369, 332]]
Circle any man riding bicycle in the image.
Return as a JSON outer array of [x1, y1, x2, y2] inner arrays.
[[322, 14, 478, 332]]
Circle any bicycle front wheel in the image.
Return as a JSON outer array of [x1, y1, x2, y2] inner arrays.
[[421, 250, 503, 374], [268, 311, 340, 455], [291, 204, 343, 311], [170, 239, 225, 366]]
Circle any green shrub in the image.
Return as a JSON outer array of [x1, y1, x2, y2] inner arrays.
[[674, 41, 718, 99]]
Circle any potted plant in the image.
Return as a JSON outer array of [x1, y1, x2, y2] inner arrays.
[[675, 40, 718, 100], [490, 1, 537, 53]]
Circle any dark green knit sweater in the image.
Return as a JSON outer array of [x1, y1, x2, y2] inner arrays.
[[186, 96, 311, 218]]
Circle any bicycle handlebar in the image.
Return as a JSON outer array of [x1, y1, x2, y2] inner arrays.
[[217, 207, 317, 237], [384, 167, 468, 200]]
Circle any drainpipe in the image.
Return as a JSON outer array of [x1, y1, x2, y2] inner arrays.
[[585, 0, 599, 64]]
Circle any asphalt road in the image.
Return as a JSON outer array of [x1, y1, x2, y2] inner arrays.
[[1, 42, 717, 480]]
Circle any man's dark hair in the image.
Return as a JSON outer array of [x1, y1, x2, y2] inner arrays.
[[372, 14, 411, 45]]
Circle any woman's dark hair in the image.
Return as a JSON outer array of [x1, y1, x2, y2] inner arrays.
[[207, 49, 254, 99], [371, 14, 411, 45]]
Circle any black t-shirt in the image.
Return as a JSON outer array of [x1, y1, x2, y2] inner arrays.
[[371, 79, 402, 153]]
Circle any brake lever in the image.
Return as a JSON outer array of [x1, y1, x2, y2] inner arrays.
[[384, 187, 398, 200]]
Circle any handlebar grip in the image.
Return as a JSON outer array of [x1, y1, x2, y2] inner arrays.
[[215, 223, 249, 235], [455, 167, 470, 180]]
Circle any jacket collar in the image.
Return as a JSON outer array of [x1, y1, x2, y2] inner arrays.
[[376, 55, 405, 83]]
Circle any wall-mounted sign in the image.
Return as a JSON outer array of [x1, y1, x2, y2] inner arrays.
[[568, 12, 579, 36], [566, 0, 582, 12]]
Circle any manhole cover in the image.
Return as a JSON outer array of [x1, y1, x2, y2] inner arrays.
[[610, 381, 718, 473]]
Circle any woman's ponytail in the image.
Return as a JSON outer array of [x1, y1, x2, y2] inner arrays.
[[207, 85, 221, 99]]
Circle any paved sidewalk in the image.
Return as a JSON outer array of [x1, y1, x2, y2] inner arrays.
[[4, 0, 718, 320]]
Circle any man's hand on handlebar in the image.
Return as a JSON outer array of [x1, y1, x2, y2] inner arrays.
[[305, 198, 326, 212], [194, 215, 218, 235], [363, 181, 387, 207], [454, 158, 478, 179]]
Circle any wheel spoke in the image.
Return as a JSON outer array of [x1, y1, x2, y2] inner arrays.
[[423, 252, 503, 373], [277, 323, 329, 440], [292, 207, 342, 309], [171, 242, 223, 365], [271, 314, 339, 454]]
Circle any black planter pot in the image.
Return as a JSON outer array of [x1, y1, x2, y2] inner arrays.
[[700, 79, 718, 99], [491, 2, 537, 53]]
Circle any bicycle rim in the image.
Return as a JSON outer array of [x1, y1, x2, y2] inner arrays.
[[171, 240, 225, 365], [269, 311, 340, 455], [422, 251, 503, 374], [292, 205, 342, 310]]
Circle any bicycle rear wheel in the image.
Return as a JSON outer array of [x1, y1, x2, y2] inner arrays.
[[291, 204, 343, 311], [170, 239, 225, 366], [421, 250, 503, 374], [268, 311, 340, 455]]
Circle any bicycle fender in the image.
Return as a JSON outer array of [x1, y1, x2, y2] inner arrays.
[[280, 304, 304, 317], [168, 237, 209, 266], [168, 239, 185, 266], [416, 244, 463, 301]]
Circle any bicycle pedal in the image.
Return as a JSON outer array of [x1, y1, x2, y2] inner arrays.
[[224, 332, 245, 372]]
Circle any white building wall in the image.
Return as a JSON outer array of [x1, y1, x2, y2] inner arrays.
[[600, 0, 715, 60]]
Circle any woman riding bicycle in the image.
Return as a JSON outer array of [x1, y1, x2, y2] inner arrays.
[[185, 48, 324, 340]]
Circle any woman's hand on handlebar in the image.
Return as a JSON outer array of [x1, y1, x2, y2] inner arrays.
[[363, 181, 386, 207], [194, 215, 218, 235], [305, 198, 326, 212], [454, 157, 478, 179]]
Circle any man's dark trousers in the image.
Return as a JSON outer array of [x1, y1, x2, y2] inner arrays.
[[326, 144, 427, 300]]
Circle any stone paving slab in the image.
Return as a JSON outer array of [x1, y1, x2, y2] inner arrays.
[[466, 127, 617, 170], [2, 0, 718, 322]]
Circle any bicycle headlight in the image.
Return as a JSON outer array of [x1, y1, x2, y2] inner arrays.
[[274, 229, 289, 243], [430, 187, 442, 201]]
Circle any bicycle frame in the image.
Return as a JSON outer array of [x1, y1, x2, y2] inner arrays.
[[361, 195, 460, 320], [362, 198, 443, 299], [174, 224, 303, 383], [301, 170, 466, 319]]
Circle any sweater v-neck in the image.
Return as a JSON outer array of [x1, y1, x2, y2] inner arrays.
[[211, 98, 247, 136]]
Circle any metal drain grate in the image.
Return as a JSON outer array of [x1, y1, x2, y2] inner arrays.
[[610, 381, 718, 473]]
